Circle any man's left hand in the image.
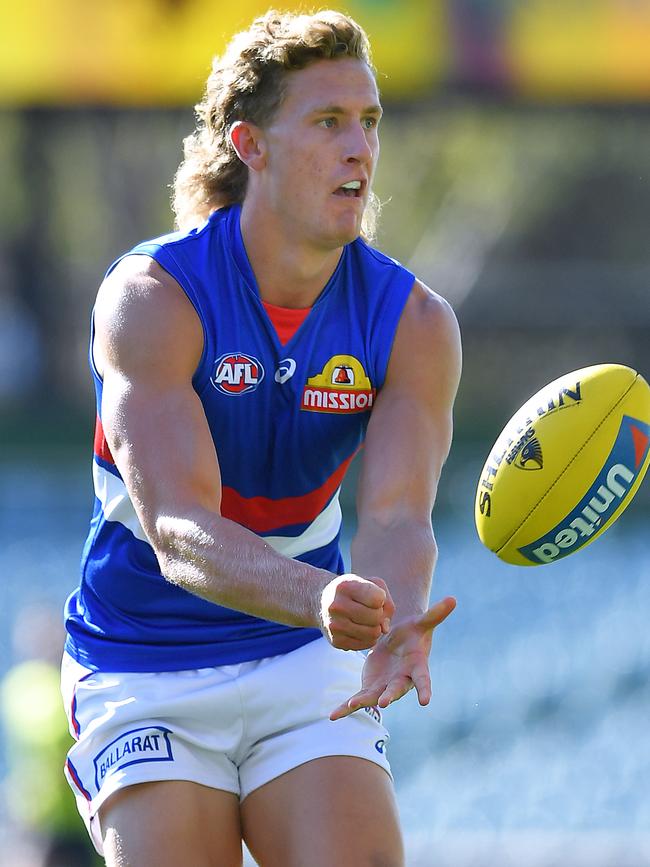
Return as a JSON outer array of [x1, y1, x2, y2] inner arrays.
[[329, 596, 457, 720]]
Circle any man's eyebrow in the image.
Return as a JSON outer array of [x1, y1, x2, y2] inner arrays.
[[310, 104, 383, 116]]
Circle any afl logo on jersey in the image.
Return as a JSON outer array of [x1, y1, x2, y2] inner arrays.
[[211, 353, 265, 395]]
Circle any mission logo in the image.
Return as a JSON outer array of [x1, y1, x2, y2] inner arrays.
[[301, 355, 376, 414], [211, 353, 265, 395]]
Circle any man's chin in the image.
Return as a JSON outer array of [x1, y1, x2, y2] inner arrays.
[[306, 208, 364, 250], [331, 214, 364, 247]]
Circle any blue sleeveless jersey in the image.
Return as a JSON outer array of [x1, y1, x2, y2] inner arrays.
[[64, 204, 414, 671]]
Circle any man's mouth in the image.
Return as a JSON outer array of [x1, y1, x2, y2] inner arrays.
[[334, 180, 363, 198]]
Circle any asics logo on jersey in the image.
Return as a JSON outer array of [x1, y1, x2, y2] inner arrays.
[[212, 353, 265, 395], [275, 358, 297, 384], [301, 354, 376, 414]]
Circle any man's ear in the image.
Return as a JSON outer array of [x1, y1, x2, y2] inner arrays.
[[229, 121, 266, 171]]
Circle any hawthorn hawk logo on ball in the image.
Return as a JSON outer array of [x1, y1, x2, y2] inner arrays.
[[301, 355, 375, 414], [211, 353, 265, 395]]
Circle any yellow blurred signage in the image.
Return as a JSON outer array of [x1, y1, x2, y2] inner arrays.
[[509, 0, 650, 100], [3, 0, 650, 105], [0, 0, 445, 105]]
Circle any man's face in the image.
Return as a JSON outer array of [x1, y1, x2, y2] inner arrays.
[[258, 57, 382, 250]]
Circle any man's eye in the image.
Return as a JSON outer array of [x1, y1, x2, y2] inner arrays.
[[363, 118, 378, 129], [319, 118, 336, 128]]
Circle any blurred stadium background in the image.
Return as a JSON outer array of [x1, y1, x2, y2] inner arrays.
[[1, 1, 650, 865]]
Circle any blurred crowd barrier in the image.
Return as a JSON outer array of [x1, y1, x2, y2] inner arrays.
[[1, 102, 649, 477]]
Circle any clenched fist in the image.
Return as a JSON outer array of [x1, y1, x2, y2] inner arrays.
[[320, 574, 395, 650]]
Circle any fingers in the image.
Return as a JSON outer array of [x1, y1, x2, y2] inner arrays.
[[328, 625, 382, 651], [347, 576, 392, 609], [330, 687, 382, 721], [368, 577, 396, 629], [329, 594, 455, 719], [347, 577, 393, 632], [416, 596, 457, 633], [376, 675, 414, 709], [334, 598, 390, 628], [410, 661, 432, 706], [330, 675, 414, 721], [321, 575, 395, 649], [344, 577, 396, 638]]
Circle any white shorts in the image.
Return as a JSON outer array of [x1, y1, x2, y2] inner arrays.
[[61, 637, 391, 854]]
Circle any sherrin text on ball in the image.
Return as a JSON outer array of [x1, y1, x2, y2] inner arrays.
[[475, 364, 650, 566]]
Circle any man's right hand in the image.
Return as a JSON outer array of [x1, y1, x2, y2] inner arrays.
[[319, 575, 395, 650]]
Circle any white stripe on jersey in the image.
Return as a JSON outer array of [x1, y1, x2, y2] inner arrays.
[[262, 491, 342, 558], [93, 462, 342, 559], [93, 461, 148, 542]]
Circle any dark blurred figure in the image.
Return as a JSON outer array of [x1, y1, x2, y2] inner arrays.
[[0, 604, 101, 867], [449, 0, 513, 92]]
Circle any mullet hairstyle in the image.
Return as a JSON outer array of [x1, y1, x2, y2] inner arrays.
[[172, 9, 381, 241]]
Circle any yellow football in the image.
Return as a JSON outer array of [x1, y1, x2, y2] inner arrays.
[[475, 363, 650, 566]]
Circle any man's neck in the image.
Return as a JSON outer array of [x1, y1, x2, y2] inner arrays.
[[240, 202, 343, 309]]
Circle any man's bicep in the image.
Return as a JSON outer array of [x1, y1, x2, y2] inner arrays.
[[94, 259, 222, 541], [93, 256, 202, 383]]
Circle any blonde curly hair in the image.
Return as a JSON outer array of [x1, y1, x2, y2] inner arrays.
[[172, 9, 380, 241]]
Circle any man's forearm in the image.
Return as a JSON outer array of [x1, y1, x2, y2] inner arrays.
[[350, 517, 438, 622], [153, 508, 334, 628]]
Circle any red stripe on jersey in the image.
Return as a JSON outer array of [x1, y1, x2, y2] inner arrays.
[[70, 691, 81, 738], [93, 415, 115, 465], [221, 452, 356, 533], [66, 759, 92, 801], [262, 301, 311, 346]]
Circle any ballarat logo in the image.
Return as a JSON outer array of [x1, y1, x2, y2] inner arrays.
[[211, 353, 265, 395], [93, 726, 173, 791], [301, 355, 375, 414]]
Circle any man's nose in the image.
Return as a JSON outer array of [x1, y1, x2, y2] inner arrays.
[[343, 123, 374, 164]]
